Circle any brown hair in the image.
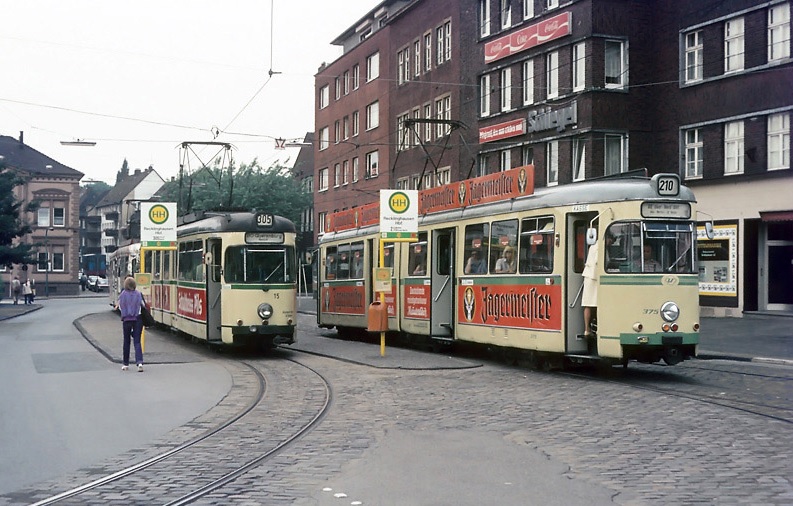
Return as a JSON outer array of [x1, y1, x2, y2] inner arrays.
[[124, 277, 137, 290]]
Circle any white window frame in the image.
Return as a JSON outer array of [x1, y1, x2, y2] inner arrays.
[[769, 3, 791, 62], [319, 127, 329, 150], [480, 74, 491, 117], [724, 121, 744, 175], [424, 103, 433, 141], [523, 59, 534, 105], [318, 212, 327, 236], [501, 0, 512, 30], [435, 95, 451, 138], [366, 101, 380, 130], [334, 163, 341, 187], [604, 134, 627, 175], [343, 71, 350, 95], [500, 149, 511, 171], [424, 32, 432, 71], [685, 30, 703, 83], [342, 160, 350, 185], [352, 111, 359, 137], [572, 138, 586, 181], [768, 113, 790, 171], [38, 207, 50, 227], [366, 52, 380, 82], [524, 0, 534, 20], [352, 64, 360, 89], [343, 116, 350, 140], [547, 140, 559, 186], [397, 113, 410, 151], [444, 21, 451, 62], [573, 42, 585, 92], [335, 77, 341, 100], [501, 68, 512, 112], [725, 17, 745, 73], [352, 157, 360, 182], [319, 85, 329, 109], [685, 128, 703, 179], [53, 206, 65, 227], [480, 0, 491, 37], [334, 120, 340, 144], [547, 0, 559, 9], [522, 145, 533, 166], [414, 40, 422, 76], [437, 167, 451, 185], [478, 154, 489, 177], [318, 167, 329, 191], [366, 150, 379, 178], [546, 51, 559, 99], [605, 40, 628, 89]]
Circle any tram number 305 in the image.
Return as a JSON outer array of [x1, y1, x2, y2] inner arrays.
[[256, 213, 274, 227]]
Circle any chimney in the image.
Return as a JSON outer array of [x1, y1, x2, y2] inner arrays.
[[19, 131, 24, 145], [134, 169, 141, 175]]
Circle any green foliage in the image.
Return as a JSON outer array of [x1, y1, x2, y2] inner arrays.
[[0, 167, 37, 268], [157, 160, 311, 225]]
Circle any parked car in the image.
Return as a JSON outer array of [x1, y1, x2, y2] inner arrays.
[[88, 276, 108, 292]]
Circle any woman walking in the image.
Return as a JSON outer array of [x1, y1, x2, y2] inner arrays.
[[118, 276, 145, 372]]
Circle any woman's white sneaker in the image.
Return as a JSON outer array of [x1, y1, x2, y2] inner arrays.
[[121, 365, 129, 371], [137, 364, 144, 372]]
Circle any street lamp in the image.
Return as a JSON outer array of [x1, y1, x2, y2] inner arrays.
[[44, 226, 54, 297]]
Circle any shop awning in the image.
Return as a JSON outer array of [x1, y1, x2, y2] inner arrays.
[[760, 210, 793, 222]]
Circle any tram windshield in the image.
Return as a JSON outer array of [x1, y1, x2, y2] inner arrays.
[[224, 246, 296, 284], [605, 221, 695, 274]]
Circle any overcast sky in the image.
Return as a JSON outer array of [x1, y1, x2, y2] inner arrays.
[[0, 0, 378, 184]]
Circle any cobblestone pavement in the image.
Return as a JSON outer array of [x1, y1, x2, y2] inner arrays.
[[3, 312, 792, 505]]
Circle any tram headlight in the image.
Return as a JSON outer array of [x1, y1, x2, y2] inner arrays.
[[660, 301, 680, 322], [257, 303, 274, 320]]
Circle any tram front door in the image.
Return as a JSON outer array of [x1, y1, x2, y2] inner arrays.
[[431, 229, 455, 339], [206, 239, 222, 342], [565, 213, 595, 353]]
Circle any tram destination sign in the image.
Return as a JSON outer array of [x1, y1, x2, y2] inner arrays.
[[141, 202, 177, 247]]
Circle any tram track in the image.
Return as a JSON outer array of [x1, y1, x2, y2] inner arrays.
[[19, 356, 332, 506]]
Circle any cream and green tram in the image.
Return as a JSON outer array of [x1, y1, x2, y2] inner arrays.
[[111, 211, 298, 349], [319, 170, 702, 366]]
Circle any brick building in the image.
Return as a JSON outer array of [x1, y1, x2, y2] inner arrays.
[[314, 0, 792, 316]]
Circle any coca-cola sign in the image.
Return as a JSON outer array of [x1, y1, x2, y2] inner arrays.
[[484, 12, 572, 64]]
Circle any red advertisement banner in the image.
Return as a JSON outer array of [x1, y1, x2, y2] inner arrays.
[[457, 282, 561, 331], [419, 165, 534, 214], [322, 284, 366, 315], [177, 286, 207, 322], [484, 12, 572, 64], [153, 284, 171, 311], [479, 118, 526, 143], [404, 282, 431, 320], [325, 202, 380, 234]]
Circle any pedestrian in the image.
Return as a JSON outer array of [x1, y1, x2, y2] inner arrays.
[[80, 273, 88, 292], [22, 279, 33, 305], [118, 276, 145, 372], [28, 277, 35, 303], [582, 240, 599, 338], [11, 276, 21, 304]]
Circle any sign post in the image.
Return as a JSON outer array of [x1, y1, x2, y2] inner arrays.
[[375, 190, 418, 356], [139, 202, 178, 351]]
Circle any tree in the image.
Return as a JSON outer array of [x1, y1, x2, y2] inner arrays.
[[0, 165, 38, 268]]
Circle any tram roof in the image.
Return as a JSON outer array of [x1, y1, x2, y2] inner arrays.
[[177, 211, 296, 237], [320, 176, 696, 243]]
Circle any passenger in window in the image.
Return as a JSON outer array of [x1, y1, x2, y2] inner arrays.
[[638, 244, 662, 272], [465, 248, 487, 274], [412, 256, 426, 276], [494, 246, 516, 273], [325, 255, 336, 279], [351, 251, 364, 278]]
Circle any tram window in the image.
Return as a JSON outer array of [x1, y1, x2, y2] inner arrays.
[[248, 247, 288, 283], [209, 242, 221, 282], [337, 243, 351, 280], [163, 250, 171, 280], [152, 251, 160, 279], [143, 251, 153, 274], [491, 220, 518, 273], [224, 247, 244, 283], [605, 222, 640, 272], [519, 216, 554, 273], [351, 241, 364, 278], [605, 221, 695, 274], [464, 224, 489, 274], [325, 246, 338, 279], [383, 244, 394, 268], [409, 233, 428, 276]]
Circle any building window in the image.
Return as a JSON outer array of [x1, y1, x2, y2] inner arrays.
[[343, 116, 350, 140], [424, 32, 432, 71], [547, 141, 558, 185], [366, 101, 379, 130], [725, 17, 744, 73], [437, 167, 451, 185], [366, 150, 379, 178], [38, 207, 50, 227], [435, 95, 451, 138], [501, 68, 512, 112], [605, 40, 627, 89], [572, 138, 586, 181], [444, 21, 451, 61], [334, 120, 340, 144], [319, 85, 329, 109], [768, 113, 790, 171], [397, 47, 410, 85], [318, 212, 327, 235], [547, 0, 559, 9], [573, 43, 585, 92], [478, 153, 489, 177], [414, 40, 421, 76], [524, 0, 534, 19], [396, 177, 409, 190], [605, 134, 627, 175], [343, 71, 350, 95], [500, 149, 511, 171], [424, 103, 433, 141], [480, 0, 491, 37], [319, 127, 329, 150], [343, 160, 350, 185], [501, 0, 512, 30], [480, 74, 491, 117], [546, 51, 559, 99], [366, 52, 380, 81], [685, 30, 703, 83], [397, 113, 410, 151], [724, 121, 744, 175], [685, 128, 703, 179], [769, 3, 791, 62], [352, 157, 360, 182], [352, 111, 359, 136], [352, 64, 360, 89], [335, 77, 341, 100], [522, 146, 534, 166], [334, 163, 341, 187], [53, 207, 65, 227], [318, 167, 329, 191], [523, 59, 534, 105]]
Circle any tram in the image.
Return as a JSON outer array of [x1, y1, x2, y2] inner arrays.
[[317, 166, 706, 367], [108, 211, 298, 349]]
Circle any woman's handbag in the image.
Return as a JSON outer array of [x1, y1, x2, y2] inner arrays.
[[140, 303, 156, 327]]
